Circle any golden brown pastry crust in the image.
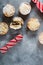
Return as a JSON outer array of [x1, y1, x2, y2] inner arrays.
[[3, 4, 15, 17], [10, 17, 24, 30], [39, 32, 43, 44], [0, 22, 8, 35], [19, 2, 31, 15], [27, 18, 40, 31]]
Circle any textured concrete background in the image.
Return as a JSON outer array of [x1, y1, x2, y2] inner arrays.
[[0, 0, 43, 65]]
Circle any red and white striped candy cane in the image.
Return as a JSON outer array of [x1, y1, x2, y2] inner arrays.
[[0, 46, 8, 54], [36, 1, 43, 12], [36, 1, 40, 9], [6, 39, 16, 48], [6, 34, 23, 48], [0, 34, 23, 54], [32, 0, 43, 13], [32, 0, 38, 3], [15, 34, 23, 41]]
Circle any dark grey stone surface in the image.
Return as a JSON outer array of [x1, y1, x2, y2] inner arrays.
[[0, 0, 43, 65]]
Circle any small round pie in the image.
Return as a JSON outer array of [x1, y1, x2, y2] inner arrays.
[[0, 22, 8, 35], [10, 17, 24, 30], [19, 2, 31, 15], [27, 18, 40, 31], [38, 32, 43, 44], [3, 4, 15, 17]]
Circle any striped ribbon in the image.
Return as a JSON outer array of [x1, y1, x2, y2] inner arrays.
[[0, 34, 23, 54]]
